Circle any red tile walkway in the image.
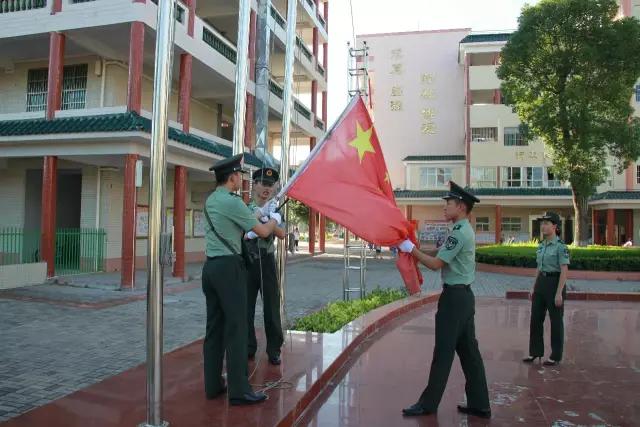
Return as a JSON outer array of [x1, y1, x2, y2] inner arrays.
[[298, 298, 640, 426]]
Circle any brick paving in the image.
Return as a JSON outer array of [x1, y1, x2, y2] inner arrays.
[[0, 250, 638, 422]]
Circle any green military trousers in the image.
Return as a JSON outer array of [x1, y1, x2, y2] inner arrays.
[[529, 274, 566, 361], [247, 253, 284, 358], [418, 286, 490, 411], [202, 256, 252, 399]]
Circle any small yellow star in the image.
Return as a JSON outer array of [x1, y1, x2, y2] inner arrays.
[[384, 172, 390, 183], [349, 122, 375, 163]]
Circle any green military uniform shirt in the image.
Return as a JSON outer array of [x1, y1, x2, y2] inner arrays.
[[436, 218, 476, 285], [204, 187, 258, 257], [247, 200, 276, 254], [536, 236, 570, 272]]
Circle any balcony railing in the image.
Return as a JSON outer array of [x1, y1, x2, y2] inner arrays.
[[296, 36, 313, 62], [315, 117, 325, 130], [0, 0, 46, 13], [270, 5, 285, 29], [294, 100, 311, 120], [317, 63, 325, 77], [318, 14, 326, 28], [202, 23, 237, 64], [150, 0, 185, 24], [269, 79, 284, 99]]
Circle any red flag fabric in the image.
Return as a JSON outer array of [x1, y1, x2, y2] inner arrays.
[[284, 96, 423, 294]]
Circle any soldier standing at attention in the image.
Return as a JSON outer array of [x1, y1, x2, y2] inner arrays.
[[398, 181, 491, 419], [202, 154, 281, 405], [523, 211, 569, 366], [245, 167, 286, 365]]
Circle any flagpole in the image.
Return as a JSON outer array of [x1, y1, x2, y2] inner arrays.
[[141, 0, 175, 426], [276, 95, 361, 200], [276, 0, 298, 327], [232, 0, 252, 157]]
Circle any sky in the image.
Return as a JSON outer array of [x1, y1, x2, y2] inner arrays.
[[326, 0, 541, 123]]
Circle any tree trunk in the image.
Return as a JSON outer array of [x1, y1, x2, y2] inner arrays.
[[571, 188, 590, 247]]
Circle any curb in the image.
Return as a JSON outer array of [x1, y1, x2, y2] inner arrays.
[[478, 263, 640, 282], [506, 290, 640, 302], [277, 291, 441, 427]]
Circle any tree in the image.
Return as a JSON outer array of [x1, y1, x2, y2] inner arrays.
[[287, 199, 309, 226], [497, 0, 640, 246]]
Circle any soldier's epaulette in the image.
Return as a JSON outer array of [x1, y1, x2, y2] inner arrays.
[[452, 224, 462, 231]]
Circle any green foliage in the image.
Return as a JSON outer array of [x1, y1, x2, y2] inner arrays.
[[497, 0, 640, 244], [476, 244, 640, 271], [292, 287, 408, 333], [287, 199, 309, 225]]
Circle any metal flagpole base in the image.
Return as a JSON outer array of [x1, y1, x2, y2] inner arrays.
[[138, 422, 169, 427]]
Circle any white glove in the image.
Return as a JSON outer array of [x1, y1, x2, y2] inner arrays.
[[269, 212, 282, 225], [259, 216, 269, 223], [245, 231, 258, 240], [398, 239, 415, 253]]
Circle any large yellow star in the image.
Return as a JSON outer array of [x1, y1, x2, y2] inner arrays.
[[349, 122, 375, 163]]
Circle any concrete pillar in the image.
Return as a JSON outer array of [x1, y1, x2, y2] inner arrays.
[[41, 156, 58, 278], [121, 154, 138, 289], [606, 208, 615, 246], [46, 32, 65, 120], [127, 22, 145, 114], [464, 54, 471, 186], [173, 166, 187, 279], [177, 53, 192, 133]]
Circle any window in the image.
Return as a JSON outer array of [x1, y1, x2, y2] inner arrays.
[[26, 68, 48, 112], [603, 166, 614, 187], [26, 64, 88, 112], [546, 169, 562, 187], [501, 166, 522, 187], [501, 217, 522, 232], [637, 165, 640, 184], [525, 167, 543, 187], [636, 85, 640, 102], [471, 167, 497, 188], [504, 127, 526, 146], [419, 167, 452, 188], [475, 217, 490, 232], [471, 127, 497, 142]]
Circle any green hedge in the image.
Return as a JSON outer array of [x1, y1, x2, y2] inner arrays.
[[292, 287, 407, 333], [476, 244, 640, 271]]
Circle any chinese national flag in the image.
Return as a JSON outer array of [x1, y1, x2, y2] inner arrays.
[[284, 96, 423, 294]]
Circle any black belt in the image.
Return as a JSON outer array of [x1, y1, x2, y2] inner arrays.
[[443, 283, 470, 289], [207, 255, 240, 261], [539, 271, 560, 277]]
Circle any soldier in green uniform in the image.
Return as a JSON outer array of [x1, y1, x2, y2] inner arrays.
[[202, 154, 282, 405], [244, 167, 286, 365], [398, 181, 491, 419], [523, 211, 570, 366]]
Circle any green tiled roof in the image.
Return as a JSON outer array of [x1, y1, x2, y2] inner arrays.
[[395, 187, 573, 198], [403, 155, 466, 162], [0, 112, 264, 167], [590, 191, 640, 201], [460, 33, 512, 44]]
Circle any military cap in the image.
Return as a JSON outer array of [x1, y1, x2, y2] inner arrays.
[[252, 167, 279, 184], [442, 181, 480, 208], [208, 153, 247, 176], [538, 211, 561, 225]]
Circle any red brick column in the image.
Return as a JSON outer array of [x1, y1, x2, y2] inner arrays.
[[121, 154, 138, 289], [127, 22, 145, 114], [626, 210, 633, 243], [593, 209, 600, 245], [46, 32, 65, 120], [319, 214, 326, 253], [495, 205, 502, 244], [51, 0, 62, 13], [187, 0, 196, 37], [319, 4, 328, 252], [41, 156, 58, 278], [626, 163, 635, 190], [178, 53, 192, 133], [407, 205, 413, 221], [173, 166, 187, 279], [606, 208, 615, 246]]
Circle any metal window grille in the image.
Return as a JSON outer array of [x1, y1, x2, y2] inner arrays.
[[26, 68, 48, 112], [475, 217, 490, 232], [471, 167, 496, 188], [504, 127, 526, 146], [62, 64, 88, 110], [501, 217, 522, 232], [471, 127, 497, 142]]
